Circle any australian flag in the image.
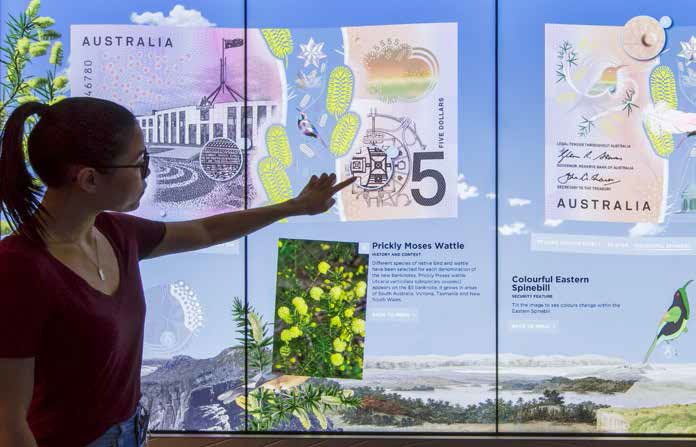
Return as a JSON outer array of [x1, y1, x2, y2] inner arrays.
[[224, 38, 244, 49]]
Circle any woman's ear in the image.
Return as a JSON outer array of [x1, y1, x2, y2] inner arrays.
[[72, 165, 99, 194]]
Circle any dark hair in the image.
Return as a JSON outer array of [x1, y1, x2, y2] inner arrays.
[[0, 97, 137, 244]]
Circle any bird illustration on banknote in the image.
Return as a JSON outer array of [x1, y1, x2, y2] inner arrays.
[[297, 109, 327, 148]]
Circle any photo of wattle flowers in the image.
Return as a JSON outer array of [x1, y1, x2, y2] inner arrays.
[[272, 238, 368, 380]]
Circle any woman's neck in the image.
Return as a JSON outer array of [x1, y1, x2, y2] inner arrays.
[[38, 188, 99, 245]]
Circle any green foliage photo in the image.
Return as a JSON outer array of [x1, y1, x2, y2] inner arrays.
[[1, 0, 67, 235], [231, 297, 361, 431], [272, 239, 368, 379]]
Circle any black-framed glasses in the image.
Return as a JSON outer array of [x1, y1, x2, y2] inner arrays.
[[93, 150, 150, 179]]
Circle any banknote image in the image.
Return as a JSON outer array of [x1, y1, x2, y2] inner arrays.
[[70, 25, 283, 221], [545, 24, 668, 224], [293, 23, 459, 221], [70, 23, 457, 222]]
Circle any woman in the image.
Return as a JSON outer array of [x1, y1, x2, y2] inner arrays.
[[0, 97, 355, 447]]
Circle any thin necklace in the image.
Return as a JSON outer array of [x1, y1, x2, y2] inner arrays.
[[49, 228, 105, 281]]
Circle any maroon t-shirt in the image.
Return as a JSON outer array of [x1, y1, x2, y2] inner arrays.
[[0, 211, 166, 447]]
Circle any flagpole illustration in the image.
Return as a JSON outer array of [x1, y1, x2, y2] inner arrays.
[[199, 38, 245, 107]]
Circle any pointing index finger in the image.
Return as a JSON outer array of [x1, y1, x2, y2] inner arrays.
[[330, 176, 357, 194]]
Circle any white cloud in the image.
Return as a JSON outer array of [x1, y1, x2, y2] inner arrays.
[[498, 222, 528, 236], [628, 223, 666, 238], [457, 174, 479, 200], [130, 5, 215, 27], [508, 198, 531, 207], [544, 219, 564, 227], [486, 192, 496, 200]]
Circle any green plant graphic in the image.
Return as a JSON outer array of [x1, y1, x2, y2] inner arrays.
[[0, 0, 68, 235], [272, 239, 367, 380], [325, 65, 353, 119], [258, 156, 293, 205], [231, 297, 361, 431], [329, 111, 360, 157], [260, 28, 293, 67], [265, 124, 292, 168], [645, 65, 678, 157]]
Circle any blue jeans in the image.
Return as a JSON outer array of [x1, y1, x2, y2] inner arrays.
[[86, 403, 149, 447]]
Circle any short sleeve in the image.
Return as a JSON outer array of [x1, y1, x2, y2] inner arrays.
[[0, 251, 50, 357], [104, 212, 166, 260]]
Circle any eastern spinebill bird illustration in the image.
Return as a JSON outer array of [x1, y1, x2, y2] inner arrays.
[[297, 109, 327, 148], [586, 64, 627, 97], [643, 280, 691, 364]]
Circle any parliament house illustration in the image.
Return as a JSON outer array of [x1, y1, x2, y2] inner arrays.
[[135, 38, 280, 160]]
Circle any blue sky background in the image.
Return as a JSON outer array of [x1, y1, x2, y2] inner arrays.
[[4, 0, 695, 366]]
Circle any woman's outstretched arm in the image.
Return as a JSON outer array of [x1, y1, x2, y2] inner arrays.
[[146, 173, 355, 259]]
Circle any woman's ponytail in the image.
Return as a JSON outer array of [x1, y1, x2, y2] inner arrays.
[[0, 101, 50, 243]]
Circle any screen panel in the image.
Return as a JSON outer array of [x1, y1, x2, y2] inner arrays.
[[6, 0, 695, 439], [245, 0, 497, 434], [498, 0, 696, 435]]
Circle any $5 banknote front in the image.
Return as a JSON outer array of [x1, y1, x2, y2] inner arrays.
[[70, 22, 458, 222]]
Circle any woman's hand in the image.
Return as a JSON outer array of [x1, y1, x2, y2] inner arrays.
[[290, 173, 356, 216]]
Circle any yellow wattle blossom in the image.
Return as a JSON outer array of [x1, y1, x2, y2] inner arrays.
[[295, 303, 308, 315], [26, 77, 47, 89], [330, 353, 344, 366], [33, 16, 55, 28], [330, 316, 341, 327], [289, 325, 303, 338], [329, 286, 343, 301], [351, 318, 365, 336], [48, 95, 66, 105], [280, 329, 293, 342], [355, 281, 367, 298], [277, 240, 283, 248], [320, 243, 330, 250], [333, 338, 347, 352], [16, 95, 39, 104], [28, 41, 50, 57], [292, 296, 306, 307], [248, 312, 263, 344], [309, 286, 324, 300], [279, 345, 291, 357], [344, 307, 354, 318], [49, 42, 63, 65], [16, 37, 30, 55], [277, 306, 292, 324], [25, 0, 40, 17], [317, 261, 330, 274], [340, 329, 351, 341]]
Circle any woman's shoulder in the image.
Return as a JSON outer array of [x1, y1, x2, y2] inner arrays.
[[0, 234, 45, 277]]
